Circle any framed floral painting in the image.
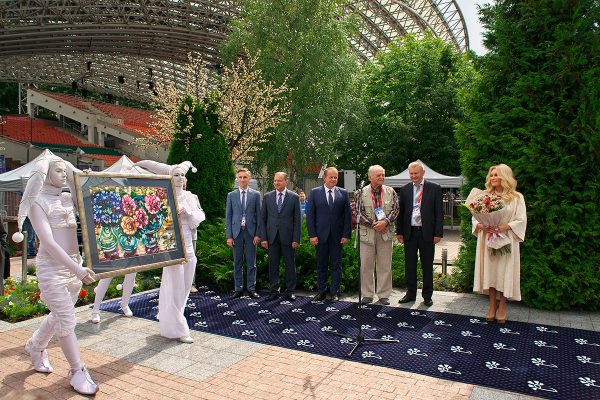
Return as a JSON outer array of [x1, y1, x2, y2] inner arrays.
[[74, 172, 186, 279]]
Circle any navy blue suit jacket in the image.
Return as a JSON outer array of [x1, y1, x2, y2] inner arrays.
[[260, 190, 301, 245], [306, 186, 352, 242]]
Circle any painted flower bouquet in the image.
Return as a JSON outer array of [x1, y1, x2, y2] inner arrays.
[[91, 186, 172, 259], [465, 188, 512, 256]]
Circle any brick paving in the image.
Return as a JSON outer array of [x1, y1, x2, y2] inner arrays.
[[0, 327, 473, 400]]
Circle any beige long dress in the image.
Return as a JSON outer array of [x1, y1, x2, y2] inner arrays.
[[472, 192, 527, 301]]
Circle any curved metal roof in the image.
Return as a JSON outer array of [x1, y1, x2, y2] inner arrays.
[[0, 0, 469, 101]]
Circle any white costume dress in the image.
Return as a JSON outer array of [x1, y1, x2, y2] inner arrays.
[[158, 190, 205, 338], [472, 193, 527, 301]]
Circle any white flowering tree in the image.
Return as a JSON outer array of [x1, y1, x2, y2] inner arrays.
[[218, 51, 291, 162]]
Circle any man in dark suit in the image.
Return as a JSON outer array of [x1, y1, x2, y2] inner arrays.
[[226, 168, 261, 299], [396, 160, 443, 307], [260, 172, 301, 301], [306, 167, 352, 302]]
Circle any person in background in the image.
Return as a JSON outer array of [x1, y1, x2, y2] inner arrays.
[[299, 191, 307, 218], [1, 215, 10, 280], [89, 273, 136, 324], [225, 168, 261, 299]]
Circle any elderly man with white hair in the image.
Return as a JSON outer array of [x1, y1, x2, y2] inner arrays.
[[356, 165, 399, 305]]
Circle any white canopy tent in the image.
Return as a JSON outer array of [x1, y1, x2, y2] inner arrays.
[[102, 155, 152, 175], [0, 149, 58, 192], [384, 162, 464, 188]]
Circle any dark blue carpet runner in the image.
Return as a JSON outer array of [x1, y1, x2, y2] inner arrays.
[[100, 287, 600, 399]]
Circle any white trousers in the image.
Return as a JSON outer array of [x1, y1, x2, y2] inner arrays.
[[29, 256, 82, 351], [92, 273, 136, 313]]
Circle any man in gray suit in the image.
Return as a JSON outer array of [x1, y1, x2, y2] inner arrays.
[[226, 168, 262, 299], [260, 172, 301, 301]]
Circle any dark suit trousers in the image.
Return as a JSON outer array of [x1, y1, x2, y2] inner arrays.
[[316, 234, 342, 294], [268, 233, 296, 294], [233, 229, 257, 292], [404, 227, 434, 300]]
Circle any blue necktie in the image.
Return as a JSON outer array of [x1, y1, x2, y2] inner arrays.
[[241, 190, 246, 211], [328, 189, 333, 211], [277, 192, 283, 213]]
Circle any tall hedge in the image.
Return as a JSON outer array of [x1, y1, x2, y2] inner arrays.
[[454, 1, 600, 310], [167, 97, 235, 222]]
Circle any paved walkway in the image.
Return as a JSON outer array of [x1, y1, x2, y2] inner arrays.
[[2, 285, 598, 400]]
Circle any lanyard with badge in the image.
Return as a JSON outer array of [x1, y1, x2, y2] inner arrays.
[[241, 190, 247, 228], [371, 187, 386, 221]]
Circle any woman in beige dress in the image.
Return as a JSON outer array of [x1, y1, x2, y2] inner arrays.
[[473, 164, 527, 323]]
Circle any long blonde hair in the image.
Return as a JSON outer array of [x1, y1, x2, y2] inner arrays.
[[485, 164, 518, 201]]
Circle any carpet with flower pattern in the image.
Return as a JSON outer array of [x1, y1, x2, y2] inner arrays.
[[100, 287, 600, 399]]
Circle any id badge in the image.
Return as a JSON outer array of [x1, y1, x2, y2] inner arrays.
[[374, 207, 386, 221], [241, 216, 246, 227], [412, 205, 421, 219]]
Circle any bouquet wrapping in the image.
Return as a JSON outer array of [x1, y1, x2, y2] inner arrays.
[[465, 188, 512, 256]]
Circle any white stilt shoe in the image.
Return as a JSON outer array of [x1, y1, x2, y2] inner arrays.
[[25, 340, 53, 373], [178, 335, 194, 344], [69, 365, 99, 395], [121, 305, 133, 317], [91, 313, 101, 324]]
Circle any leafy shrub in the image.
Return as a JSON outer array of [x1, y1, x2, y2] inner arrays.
[[196, 220, 412, 294], [0, 278, 48, 322]]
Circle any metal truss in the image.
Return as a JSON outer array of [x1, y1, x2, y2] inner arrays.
[[0, 0, 469, 101]]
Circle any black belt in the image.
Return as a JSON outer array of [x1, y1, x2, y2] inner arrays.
[[411, 226, 422, 230]]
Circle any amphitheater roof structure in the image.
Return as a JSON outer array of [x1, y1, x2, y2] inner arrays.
[[0, 0, 469, 101]]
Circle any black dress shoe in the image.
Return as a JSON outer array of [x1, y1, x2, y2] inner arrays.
[[423, 299, 433, 307], [398, 295, 416, 304], [267, 292, 279, 301], [231, 291, 243, 299], [248, 291, 260, 299], [284, 293, 296, 301], [362, 297, 373, 304], [330, 294, 339, 302], [313, 292, 327, 301]]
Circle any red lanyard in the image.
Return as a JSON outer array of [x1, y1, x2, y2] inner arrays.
[[370, 186, 383, 209], [416, 185, 423, 205]]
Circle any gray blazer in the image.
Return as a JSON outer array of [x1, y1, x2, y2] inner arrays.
[[260, 190, 301, 245], [226, 188, 261, 239]]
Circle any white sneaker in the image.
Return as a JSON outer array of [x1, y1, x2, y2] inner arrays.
[[121, 305, 133, 317], [69, 365, 99, 395], [178, 335, 194, 344], [190, 285, 198, 293], [25, 340, 53, 373], [91, 313, 100, 324]]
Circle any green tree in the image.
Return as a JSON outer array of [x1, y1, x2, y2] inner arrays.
[[0, 82, 18, 115], [455, 1, 600, 310], [221, 0, 364, 179], [337, 34, 476, 178], [167, 96, 235, 222]]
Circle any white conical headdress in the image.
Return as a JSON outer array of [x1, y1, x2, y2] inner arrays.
[[12, 150, 80, 243], [134, 160, 197, 175]]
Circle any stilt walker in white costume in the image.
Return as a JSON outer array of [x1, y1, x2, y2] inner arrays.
[[12, 153, 99, 395], [135, 160, 205, 343], [90, 272, 136, 323]]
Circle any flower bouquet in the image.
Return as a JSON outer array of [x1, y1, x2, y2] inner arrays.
[[465, 188, 512, 256]]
